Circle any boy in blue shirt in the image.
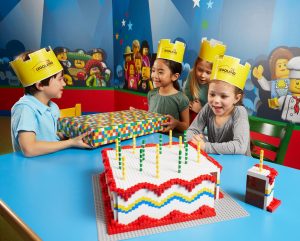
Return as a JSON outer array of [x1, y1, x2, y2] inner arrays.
[[10, 47, 90, 157]]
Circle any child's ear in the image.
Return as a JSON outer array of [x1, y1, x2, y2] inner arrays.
[[172, 73, 180, 81], [234, 93, 242, 104], [35, 82, 43, 90]]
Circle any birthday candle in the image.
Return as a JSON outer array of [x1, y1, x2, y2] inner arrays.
[[259, 149, 264, 172], [184, 143, 188, 164], [142, 140, 145, 161], [183, 130, 187, 143], [179, 136, 182, 150], [139, 148, 143, 172], [184, 131, 188, 164], [169, 130, 172, 148], [122, 156, 126, 180], [159, 134, 162, 154], [178, 149, 182, 173], [115, 139, 119, 160], [118, 144, 122, 169]]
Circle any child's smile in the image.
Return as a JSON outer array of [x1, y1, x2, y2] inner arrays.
[[208, 80, 240, 117]]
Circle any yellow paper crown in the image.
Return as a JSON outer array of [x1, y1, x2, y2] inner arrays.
[[10, 47, 63, 87], [199, 38, 226, 63], [210, 55, 251, 90], [156, 39, 185, 64]]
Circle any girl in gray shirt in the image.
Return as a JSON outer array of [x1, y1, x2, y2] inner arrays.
[[187, 59, 251, 156], [187, 102, 251, 155]]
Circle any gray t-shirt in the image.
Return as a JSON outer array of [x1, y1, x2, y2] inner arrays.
[[187, 103, 251, 155]]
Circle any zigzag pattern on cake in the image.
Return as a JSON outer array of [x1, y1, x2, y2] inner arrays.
[[115, 188, 215, 213], [99, 173, 216, 234]]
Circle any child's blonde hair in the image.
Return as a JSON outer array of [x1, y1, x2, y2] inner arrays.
[[189, 57, 212, 99]]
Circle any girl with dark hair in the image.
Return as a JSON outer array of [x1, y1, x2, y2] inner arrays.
[[147, 39, 189, 136]]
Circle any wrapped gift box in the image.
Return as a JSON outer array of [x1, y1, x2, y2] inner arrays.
[[58, 109, 168, 147]]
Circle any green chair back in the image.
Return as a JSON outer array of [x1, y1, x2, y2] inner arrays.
[[248, 115, 288, 164]]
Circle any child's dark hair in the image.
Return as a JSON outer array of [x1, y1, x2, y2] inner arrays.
[[160, 58, 182, 90], [15, 51, 62, 95], [24, 73, 61, 95]]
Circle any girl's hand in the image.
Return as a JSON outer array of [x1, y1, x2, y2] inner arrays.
[[129, 106, 136, 110], [71, 132, 92, 149], [161, 114, 178, 132], [191, 134, 205, 150], [190, 100, 202, 113]]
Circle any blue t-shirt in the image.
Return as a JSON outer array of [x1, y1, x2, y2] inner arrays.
[[11, 95, 60, 152]]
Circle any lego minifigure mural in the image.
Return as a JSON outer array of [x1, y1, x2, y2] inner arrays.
[[251, 46, 300, 122], [0, 44, 112, 88], [53, 48, 112, 87], [119, 39, 154, 94]]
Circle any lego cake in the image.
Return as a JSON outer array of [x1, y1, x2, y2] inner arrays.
[[245, 164, 281, 212], [100, 141, 222, 234], [58, 109, 167, 147]]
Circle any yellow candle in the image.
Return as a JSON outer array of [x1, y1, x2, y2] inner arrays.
[[169, 130, 172, 148], [122, 156, 126, 180], [259, 149, 264, 172], [179, 136, 182, 150], [156, 155, 160, 178], [116, 139, 119, 160]]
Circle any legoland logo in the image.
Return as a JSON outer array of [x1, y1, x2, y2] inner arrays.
[[163, 48, 177, 55], [33, 59, 54, 72], [218, 65, 236, 76]]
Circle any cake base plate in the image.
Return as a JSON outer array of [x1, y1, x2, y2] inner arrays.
[[92, 174, 249, 241]]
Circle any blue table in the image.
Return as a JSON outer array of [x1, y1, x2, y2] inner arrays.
[[0, 133, 299, 241]]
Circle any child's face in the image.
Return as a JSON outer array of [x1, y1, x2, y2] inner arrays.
[[151, 59, 177, 88], [208, 80, 241, 117], [195, 60, 212, 85], [43, 71, 66, 99]]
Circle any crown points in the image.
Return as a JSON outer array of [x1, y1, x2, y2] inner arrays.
[[156, 39, 185, 64], [199, 38, 226, 63], [9, 47, 63, 87], [211, 55, 251, 90]]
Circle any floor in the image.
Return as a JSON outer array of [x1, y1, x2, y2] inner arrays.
[[0, 117, 13, 155]]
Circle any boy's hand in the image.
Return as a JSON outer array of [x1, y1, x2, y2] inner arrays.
[[71, 132, 92, 149], [161, 114, 178, 132], [57, 131, 67, 140], [191, 134, 205, 150]]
